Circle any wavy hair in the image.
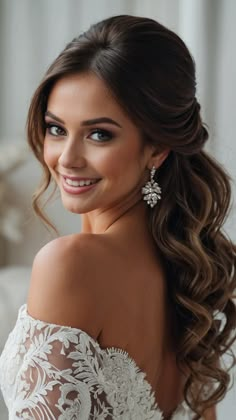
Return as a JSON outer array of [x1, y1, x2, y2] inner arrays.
[[26, 15, 236, 417]]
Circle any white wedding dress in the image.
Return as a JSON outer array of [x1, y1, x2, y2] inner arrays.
[[0, 304, 197, 419]]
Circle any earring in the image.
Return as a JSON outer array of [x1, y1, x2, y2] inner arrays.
[[142, 166, 161, 208]]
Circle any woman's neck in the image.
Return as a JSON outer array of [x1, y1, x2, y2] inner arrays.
[[81, 199, 149, 235]]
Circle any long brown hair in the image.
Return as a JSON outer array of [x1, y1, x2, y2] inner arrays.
[[26, 15, 236, 417]]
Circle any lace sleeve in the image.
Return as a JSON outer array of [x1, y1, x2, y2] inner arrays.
[[0, 305, 114, 419], [0, 305, 163, 420]]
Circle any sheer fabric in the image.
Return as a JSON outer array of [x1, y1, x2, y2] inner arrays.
[[0, 304, 196, 419]]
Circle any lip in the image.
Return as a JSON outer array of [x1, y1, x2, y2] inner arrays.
[[61, 176, 100, 195]]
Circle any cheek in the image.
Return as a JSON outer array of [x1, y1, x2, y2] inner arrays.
[[43, 142, 56, 167], [90, 146, 131, 177], [91, 143, 143, 185]]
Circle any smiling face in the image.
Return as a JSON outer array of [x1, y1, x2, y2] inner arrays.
[[43, 72, 156, 215]]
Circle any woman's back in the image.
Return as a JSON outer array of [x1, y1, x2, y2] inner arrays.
[[95, 237, 186, 416], [73, 216, 187, 416]]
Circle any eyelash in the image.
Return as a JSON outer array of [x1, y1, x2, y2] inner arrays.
[[45, 123, 113, 142]]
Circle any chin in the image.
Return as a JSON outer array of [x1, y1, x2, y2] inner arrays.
[[61, 198, 98, 215], [62, 203, 89, 214]]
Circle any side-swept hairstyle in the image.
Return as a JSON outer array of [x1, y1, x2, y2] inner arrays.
[[27, 15, 236, 417]]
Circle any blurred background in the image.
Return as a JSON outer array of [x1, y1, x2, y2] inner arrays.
[[0, 0, 235, 418]]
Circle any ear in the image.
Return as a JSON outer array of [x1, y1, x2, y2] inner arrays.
[[147, 147, 170, 170]]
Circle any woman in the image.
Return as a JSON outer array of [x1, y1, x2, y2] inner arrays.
[[0, 15, 235, 420]]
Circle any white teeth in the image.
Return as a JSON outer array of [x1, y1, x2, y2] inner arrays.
[[65, 178, 97, 187]]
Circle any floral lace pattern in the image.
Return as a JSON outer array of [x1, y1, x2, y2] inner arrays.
[[0, 304, 194, 419]]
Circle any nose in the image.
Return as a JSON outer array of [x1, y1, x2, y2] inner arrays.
[[58, 137, 86, 169]]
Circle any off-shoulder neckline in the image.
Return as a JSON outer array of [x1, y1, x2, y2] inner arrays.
[[19, 303, 190, 418]]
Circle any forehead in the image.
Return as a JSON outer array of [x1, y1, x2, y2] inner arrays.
[[47, 73, 128, 124]]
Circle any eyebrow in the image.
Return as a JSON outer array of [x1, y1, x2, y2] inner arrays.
[[45, 111, 122, 128]]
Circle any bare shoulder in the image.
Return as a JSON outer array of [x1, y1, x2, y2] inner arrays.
[[27, 233, 109, 339]]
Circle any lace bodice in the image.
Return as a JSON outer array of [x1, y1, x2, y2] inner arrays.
[[0, 304, 195, 419]]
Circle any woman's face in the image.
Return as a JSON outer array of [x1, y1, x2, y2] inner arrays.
[[43, 72, 153, 215]]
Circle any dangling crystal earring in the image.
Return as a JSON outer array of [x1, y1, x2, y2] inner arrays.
[[142, 166, 161, 208]]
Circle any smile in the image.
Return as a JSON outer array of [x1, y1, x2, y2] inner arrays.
[[65, 178, 98, 187], [61, 176, 100, 195]]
